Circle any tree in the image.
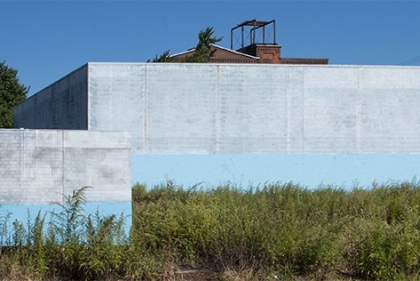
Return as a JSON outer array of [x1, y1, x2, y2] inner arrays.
[[148, 50, 174, 63], [191, 26, 223, 62], [0, 61, 29, 128], [150, 27, 222, 63]]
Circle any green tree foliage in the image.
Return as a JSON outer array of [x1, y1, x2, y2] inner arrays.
[[149, 50, 173, 63], [150, 27, 222, 63], [0, 61, 29, 128]]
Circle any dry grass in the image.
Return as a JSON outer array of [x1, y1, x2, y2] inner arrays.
[[3, 182, 420, 280]]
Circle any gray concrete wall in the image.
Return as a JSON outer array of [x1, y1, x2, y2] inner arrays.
[[13, 63, 420, 154], [86, 63, 420, 154], [0, 129, 131, 205], [10, 63, 420, 191], [13, 65, 88, 130]]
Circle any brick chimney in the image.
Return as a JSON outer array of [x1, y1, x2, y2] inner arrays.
[[231, 20, 281, 64], [231, 19, 328, 65]]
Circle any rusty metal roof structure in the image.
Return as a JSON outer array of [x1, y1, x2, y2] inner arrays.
[[231, 19, 277, 50]]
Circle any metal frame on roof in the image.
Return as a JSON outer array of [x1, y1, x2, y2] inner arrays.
[[230, 19, 276, 50]]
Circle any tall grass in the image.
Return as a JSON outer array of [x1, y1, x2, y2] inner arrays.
[[3, 181, 420, 280], [0, 186, 162, 281], [132, 180, 420, 280]]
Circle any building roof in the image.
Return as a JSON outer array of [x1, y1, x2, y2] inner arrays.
[[171, 44, 260, 60], [171, 43, 328, 65], [169, 19, 328, 65]]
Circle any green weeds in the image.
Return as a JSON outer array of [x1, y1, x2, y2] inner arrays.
[[4, 181, 420, 280], [132, 180, 420, 280], [0, 186, 141, 281]]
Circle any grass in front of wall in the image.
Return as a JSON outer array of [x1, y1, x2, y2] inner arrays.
[[3, 181, 420, 280]]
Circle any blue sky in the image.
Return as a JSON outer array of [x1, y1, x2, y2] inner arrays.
[[1, 1, 420, 96]]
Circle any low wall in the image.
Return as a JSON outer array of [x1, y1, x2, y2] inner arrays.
[[0, 129, 132, 225]]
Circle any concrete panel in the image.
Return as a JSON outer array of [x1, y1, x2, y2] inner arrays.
[[63, 147, 131, 201], [304, 65, 359, 89], [0, 130, 24, 201], [88, 63, 145, 147], [13, 65, 88, 130], [84, 63, 420, 154], [358, 88, 420, 153], [359, 66, 420, 89], [15, 63, 420, 154], [217, 65, 289, 153], [146, 64, 218, 153], [0, 129, 131, 205]]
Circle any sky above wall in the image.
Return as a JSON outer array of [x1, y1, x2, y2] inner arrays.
[[1, 0, 420, 96]]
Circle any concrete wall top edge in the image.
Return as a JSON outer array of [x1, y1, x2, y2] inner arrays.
[[16, 64, 88, 104], [0, 130, 131, 148], [0, 128, 129, 134], [133, 151, 420, 156], [86, 62, 420, 70]]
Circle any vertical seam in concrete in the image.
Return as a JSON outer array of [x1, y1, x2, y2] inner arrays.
[[286, 66, 291, 153], [86, 63, 90, 130], [356, 67, 361, 152], [110, 65, 113, 129], [143, 64, 148, 152], [302, 67, 306, 152], [61, 130, 65, 205], [215, 65, 221, 153], [21, 129, 24, 191]]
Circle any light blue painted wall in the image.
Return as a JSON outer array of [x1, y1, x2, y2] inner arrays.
[[132, 154, 420, 189], [1, 202, 131, 223], [0, 202, 131, 244]]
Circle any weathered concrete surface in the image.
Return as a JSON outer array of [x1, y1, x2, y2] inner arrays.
[[13, 65, 88, 130], [11, 63, 420, 189], [0, 129, 131, 205], [15, 63, 420, 154], [89, 63, 420, 153]]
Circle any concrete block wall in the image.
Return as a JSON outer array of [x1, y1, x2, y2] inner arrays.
[[12, 63, 420, 188], [85, 63, 420, 154], [13, 65, 88, 130], [15, 63, 420, 154], [0, 129, 131, 205]]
